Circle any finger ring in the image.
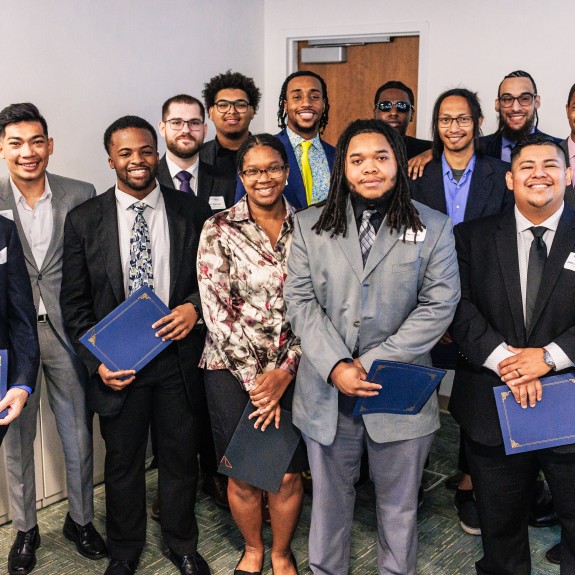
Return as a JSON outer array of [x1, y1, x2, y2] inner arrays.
[[262, 397, 269, 404], [516, 369, 521, 377]]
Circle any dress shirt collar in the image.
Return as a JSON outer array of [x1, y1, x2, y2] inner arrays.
[[514, 202, 564, 234], [115, 182, 161, 211], [350, 192, 390, 232], [10, 175, 52, 207], [165, 155, 199, 182], [227, 195, 295, 227], [441, 153, 476, 181], [502, 126, 536, 150], [286, 126, 322, 151]]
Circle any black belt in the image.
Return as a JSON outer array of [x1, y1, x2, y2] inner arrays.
[[37, 314, 49, 323]]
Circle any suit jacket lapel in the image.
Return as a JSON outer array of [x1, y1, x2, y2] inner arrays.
[[98, 188, 124, 303], [363, 216, 402, 279], [528, 206, 575, 337], [42, 173, 67, 270], [197, 160, 214, 205], [464, 157, 493, 221], [495, 214, 525, 343], [163, 189, 186, 302], [421, 162, 448, 214], [335, 201, 363, 282]]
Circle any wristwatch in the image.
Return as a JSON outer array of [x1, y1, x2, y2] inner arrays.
[[543, 349, 556, 369]]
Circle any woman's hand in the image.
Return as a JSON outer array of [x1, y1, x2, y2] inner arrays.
[[248, 369, 293, 430]]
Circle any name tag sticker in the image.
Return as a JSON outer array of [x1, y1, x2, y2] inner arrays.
[[0, 247, 6, 265], [209, 196, 226, 211], [0, 209, 14, 221], [404, 227, 427, 243], [564, 252, 575, 271]]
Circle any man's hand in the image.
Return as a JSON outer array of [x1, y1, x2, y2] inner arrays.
[[153, 303, 198, 341], [249, 369, 293, 430], [505, 379, 543, 409], [0, 388, 29, 425], [439, 330, 453, 345], [330, 360, 380, 397], [498, 347, 551, 386], [407, 149, 433, 179], [98, 364, 136, 392]]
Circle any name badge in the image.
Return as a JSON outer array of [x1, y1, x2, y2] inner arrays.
[[0, 209, 14, 221], [564, 252, 575, 271], [209, 196, 227, 211], [404, 226, 427, 243], [0, 247, 6, 265]]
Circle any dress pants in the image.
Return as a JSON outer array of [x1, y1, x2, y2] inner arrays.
[[0, 425, 7, 447], [4, 319, 94, 531], [466, 436, 575, 575], [99, 346, 201, 561], [304, 404, 434, 575]]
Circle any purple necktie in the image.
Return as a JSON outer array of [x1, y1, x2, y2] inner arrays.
[[175, 170, 193, 194]]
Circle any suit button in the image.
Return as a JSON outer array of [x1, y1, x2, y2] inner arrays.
[[354, 321, 360, 327], [38, 274, 42, 280]]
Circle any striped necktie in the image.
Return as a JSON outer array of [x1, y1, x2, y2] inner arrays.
[[300, 140, 313, 205], [359, 209, 377, 266]]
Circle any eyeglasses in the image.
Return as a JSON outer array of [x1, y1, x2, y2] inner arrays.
[[437, 116, 473, 128], [165, 118, 204, 131], [375, 100, 413, 113], [214, 99, 250, 113], [498, 93, 536, 108], [241, 165, 287, 181]]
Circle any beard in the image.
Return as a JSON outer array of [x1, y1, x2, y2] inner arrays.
[[166, 135, 201, 160], [499, 113, 536, 142]]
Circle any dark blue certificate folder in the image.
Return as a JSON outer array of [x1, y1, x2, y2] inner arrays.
[[79, 286, 172, 372], [353, 360, 446, 416], [0, 349, 8, 419], [494, 373, 575, 454], [218, 402, 301, 493]]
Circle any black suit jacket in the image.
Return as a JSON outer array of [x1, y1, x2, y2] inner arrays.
[[404, 135, 431, 160], [479, 128, 562, 160], [60, 186, 212, 417], [198, 139, 240, 209], [560, 138, 575, 207], [0, 216, 39, 393], [450, 205, 575, 448]]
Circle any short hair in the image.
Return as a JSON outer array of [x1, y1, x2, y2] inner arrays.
[[567, 83, 575, 107], [277, 70, 330, 134], [510, 132, 568, 167], [236, 133, 288, 174], [313, 118, 423, 239], [431, 88, 483, 160], [161, 94, 205, 121], [498, 70, 539, 129], [0, 103, 48, 138], [202, 70, 261, 112], [103, 115, 158, 154], [373, 80, 415, 107]]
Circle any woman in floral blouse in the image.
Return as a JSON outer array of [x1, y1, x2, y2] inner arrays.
[[197, 134, 304, 575]]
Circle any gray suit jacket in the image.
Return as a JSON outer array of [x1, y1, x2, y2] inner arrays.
[[285, 199, 460, 445], [0, 173, 95, 349]]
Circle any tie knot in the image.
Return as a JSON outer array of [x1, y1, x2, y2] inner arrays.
[[175, 170, 192, 183], [361, 209, 377, 223], [300, 140, 313, 152], [130, 202, 148, 215], [530, 226, 547, 239]]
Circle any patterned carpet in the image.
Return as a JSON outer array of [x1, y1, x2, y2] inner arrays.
[[0, 414, 560, 574]]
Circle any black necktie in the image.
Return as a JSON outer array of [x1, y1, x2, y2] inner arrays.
[[526, 226, 547, 329]]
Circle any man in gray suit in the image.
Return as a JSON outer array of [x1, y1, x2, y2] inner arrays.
[[285, 119, 460, 575], [0, 103, 107, 575]]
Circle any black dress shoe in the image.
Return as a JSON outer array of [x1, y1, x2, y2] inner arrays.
[[62, 513, 108, 559], [8, 525, 41, 575], [169, 550, 211, 575], [445, 472, 463, 490], [202, 473, 229, 509], [529, 481, 558, 527], [545, 542, 561, 565], [104, 559, 137, 575], [234, 549, 263, 575]]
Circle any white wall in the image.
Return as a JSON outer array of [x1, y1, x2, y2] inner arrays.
[[0, 0, 265, 192], [262, 0, 573, 143]]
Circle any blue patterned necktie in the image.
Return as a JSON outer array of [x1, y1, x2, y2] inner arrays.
[[175, 170, 193, 194], [128, 202, 154, 295], [359, 209, 377, 266]]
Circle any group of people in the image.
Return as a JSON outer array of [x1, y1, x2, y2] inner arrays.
[[0, 65, 574, 575]]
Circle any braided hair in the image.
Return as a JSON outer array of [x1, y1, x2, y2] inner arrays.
[[277, 71, 330, 134], [313, 119, 423, 238]]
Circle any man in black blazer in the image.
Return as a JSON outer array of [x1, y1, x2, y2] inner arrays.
[[0, 215, 39, 446], [450, 134, 575, 575], [561, 82, 575, 198], [60, 116, 212, 575]]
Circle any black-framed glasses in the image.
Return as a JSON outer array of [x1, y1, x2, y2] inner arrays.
[[437, 115, 473, 128], [375, 100, 413, 113], [165, 118, 204, 131], [215, 99, 250, 113], [241, 165, 287, 181], [498, 93, 536, 108]]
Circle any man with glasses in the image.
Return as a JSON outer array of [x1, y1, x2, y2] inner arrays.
[[373, 80, 431, 159], [200, 71, 260, 208], [410, 88, 512, 537]]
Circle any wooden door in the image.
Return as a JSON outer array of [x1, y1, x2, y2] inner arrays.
[[298, 36, 420, 146]]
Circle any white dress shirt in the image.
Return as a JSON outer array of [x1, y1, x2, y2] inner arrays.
[[166, 155, 199, 195], [115, 183, 171, 306], [483, 203, 573, 373], [11, 176, 53, 315]]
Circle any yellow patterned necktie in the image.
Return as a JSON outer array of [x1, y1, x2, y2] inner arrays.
[[300, 140, 313, 205]]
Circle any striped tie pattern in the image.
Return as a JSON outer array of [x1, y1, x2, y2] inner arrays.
[[359, 209, 377, 266]]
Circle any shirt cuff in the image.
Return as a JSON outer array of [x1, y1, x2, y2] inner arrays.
[[544, 343, 574, 372], [10, 385, 33, 395], [482, 343, 515, 375], [327, 358, 353, 386]]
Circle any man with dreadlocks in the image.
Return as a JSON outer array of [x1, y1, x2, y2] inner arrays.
[[285, 119, 460, 575]]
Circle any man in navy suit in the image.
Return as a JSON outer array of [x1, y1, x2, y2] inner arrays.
[[0, 214, 39, 446]]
